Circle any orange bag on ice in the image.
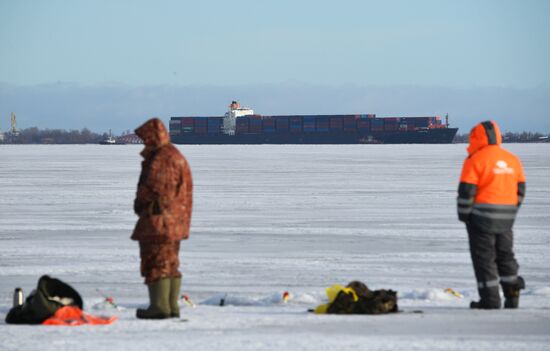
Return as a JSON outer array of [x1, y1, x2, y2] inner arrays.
[[42, 306, 117, 326]]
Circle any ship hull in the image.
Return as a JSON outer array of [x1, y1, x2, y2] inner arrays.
[[171, 128, 458, 145]]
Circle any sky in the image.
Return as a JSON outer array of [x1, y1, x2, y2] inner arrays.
[[0, 0, 549, 133]]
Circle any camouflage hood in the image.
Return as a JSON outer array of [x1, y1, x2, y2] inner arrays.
[[135, 118, 170, 149]]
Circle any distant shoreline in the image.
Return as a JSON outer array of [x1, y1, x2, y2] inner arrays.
[[1, 128, 548, 145]]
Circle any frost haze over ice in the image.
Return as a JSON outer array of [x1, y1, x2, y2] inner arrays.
[[0, 144, 549, 350]]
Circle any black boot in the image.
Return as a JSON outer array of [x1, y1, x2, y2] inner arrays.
[[470, 286, 501, 309], [502, 276, 525, 309], [136, 278, 171, 319]]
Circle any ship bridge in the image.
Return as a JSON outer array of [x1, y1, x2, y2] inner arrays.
[[223, 101, 254, 135]]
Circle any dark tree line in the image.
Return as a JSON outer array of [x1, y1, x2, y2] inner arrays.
[[454, 131, 549, 143], [4, 127, 548, 144], [9, 127, 109, 144]]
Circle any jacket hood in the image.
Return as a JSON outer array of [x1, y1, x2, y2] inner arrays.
[[135, 118, 170, 149], [467, 120, 502, 155]]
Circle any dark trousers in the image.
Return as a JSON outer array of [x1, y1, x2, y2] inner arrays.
[[467, 224, 519, 304]]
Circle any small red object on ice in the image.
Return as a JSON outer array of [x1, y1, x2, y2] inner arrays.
[[181, 294, 196, 307], [282, 291, 290, 302], [106, 297, 114, 304]]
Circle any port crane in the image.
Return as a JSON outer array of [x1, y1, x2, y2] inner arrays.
[[1, 112, 20, 143], [10, 112, 19, 136]]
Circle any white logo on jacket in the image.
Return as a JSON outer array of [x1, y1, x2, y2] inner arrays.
[[494, 160, 515, 174]]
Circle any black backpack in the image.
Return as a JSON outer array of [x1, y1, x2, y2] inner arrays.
[[5, 275, 83, 324], [326, 281, 398, 315]]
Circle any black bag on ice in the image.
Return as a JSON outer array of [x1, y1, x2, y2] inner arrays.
[[326, 280, 398, 315], [5, 275, 83, 324]]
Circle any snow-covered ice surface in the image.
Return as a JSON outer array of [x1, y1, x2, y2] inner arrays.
[[0, 144, 549, 350]]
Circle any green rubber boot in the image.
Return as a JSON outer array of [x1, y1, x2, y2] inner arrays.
[[136, 278, 171, 319], [170, 277, 182, 318]]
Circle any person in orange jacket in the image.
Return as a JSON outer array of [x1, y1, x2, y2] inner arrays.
[[457, 121, 526, 309]]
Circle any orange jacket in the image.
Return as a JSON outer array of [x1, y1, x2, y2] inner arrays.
[[457, 121, 525, 232], [132, 118, 193, 242]]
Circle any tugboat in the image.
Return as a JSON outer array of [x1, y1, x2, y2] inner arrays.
[[99, 129, 125, 145]]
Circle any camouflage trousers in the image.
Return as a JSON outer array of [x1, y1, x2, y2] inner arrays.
[[139, 241, 181, 284]]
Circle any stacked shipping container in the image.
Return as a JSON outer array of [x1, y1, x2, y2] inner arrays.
[[207, 117, 223, 134], [236, 117, 248, 134], [262, 117, 275, 133], [194, 118, 207, 134], [249, 115, 262, 133], [371, 118, 384, 132], [169, 119, 181, 136], [170, 114, 445, 136], [182, 118, 194, 134], [329, 117, 343, 131], [316, 116, 329, 132], [289, 117, 302, 133], [275, 116, 289, 131], [343, 116, 356, 132], [384, 118, 399, 132], [303, 116, 315, 133], [357, 118, 370, 131]]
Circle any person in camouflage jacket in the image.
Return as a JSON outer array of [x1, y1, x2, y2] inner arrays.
[[132, 118, 193, 319]]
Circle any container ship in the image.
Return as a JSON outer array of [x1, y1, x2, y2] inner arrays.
[[169, 101, 458, 144]]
